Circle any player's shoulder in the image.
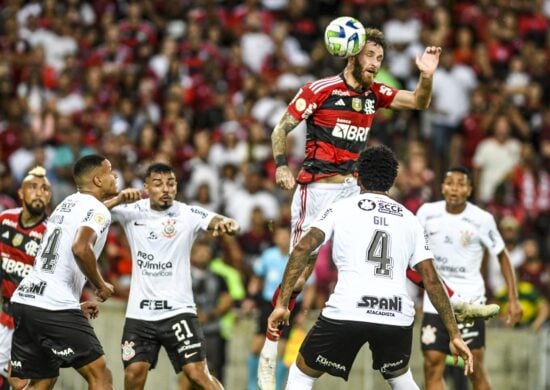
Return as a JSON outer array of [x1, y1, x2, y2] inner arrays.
[[464, 202, 493, 221], [0, 207, 22, 219], [417, 200, 445, 215], [305, 74, 345, 94]]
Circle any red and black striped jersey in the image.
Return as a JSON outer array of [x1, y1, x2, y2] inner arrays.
[[0, 208, 47, 327], [287, 74, 397, 184]]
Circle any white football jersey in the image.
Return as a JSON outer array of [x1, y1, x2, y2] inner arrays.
[[112, 199, 215, 321], [12, 193, 111, 310], [417, 201, 505, 313], [312, 193, 433, 326]]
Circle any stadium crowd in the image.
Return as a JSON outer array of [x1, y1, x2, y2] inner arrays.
[[0, 0, 549, 384]]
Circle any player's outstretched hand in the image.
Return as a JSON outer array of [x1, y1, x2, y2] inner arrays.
[[275, 166, 296, 191], [449, 336, 474, 376], [415, 46, 442, 77], [81, 301, 100, 319], [267, 306, 291, 340], [212, 217, 240, 237], [96, 282, 115, 302]]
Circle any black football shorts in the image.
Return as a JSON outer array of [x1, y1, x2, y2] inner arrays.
[[421, 312, 485, 353], [121, 312, 207, 373], [10, 302, 104, 379], [300, 314, 413, 380]]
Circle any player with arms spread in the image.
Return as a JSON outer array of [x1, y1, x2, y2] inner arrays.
[[267, 145, 473, 389], [106, 163, 239, 390], [9, 155, 124, 389]]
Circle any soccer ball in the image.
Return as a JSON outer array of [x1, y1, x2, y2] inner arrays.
[[324, 16, 366, 58]]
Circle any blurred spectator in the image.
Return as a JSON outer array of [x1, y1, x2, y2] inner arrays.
[[510, 143, 550, 248], [184, 240, 233, 387], [428, 50, 477, 177], [208, 121, 248, 171], [496, 238, 550, 331], [394, 142, 434, 213], [473, 114, 522, 204], [225, 163, 279, 232], [51, 122, 95, 203], [487, 216, 525, 298]]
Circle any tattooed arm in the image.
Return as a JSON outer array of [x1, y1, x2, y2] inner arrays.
[[271, 110, 300, 190], [266, 228, 325, 337], [416, 259, 474, 375]]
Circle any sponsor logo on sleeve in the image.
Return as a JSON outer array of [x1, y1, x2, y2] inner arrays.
[[295, 98, 306, 112]]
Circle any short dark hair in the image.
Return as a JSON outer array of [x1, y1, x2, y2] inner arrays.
[[365, 28, 386, 52], [73, 154, 107, 182], [145, 163, 174, 178], [444, 166, 472, 185], [357, 145, 398, 192]]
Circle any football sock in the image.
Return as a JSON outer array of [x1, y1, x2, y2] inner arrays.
[[386, 369, 419, 390], [285, 363, 316, 390]]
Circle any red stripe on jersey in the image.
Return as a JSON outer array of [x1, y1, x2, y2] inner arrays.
[[0, 209, 47, 303], [305, 140, 359, 164]]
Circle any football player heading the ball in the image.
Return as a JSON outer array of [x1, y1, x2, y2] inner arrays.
[[257, 18, 445, 390]]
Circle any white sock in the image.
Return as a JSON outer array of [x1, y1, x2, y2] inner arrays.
[[261, 338, 279, 359], [386, 369, 419, 390], [285, 362, 316, 390]]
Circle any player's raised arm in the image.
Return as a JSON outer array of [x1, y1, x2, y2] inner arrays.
[[389, 46, 442, 110], [72, 226, 114, 302], [271, 110, 301, 191]]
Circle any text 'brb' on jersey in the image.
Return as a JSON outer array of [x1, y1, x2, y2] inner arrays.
[[11, 193, 111, 311], [311, 193, 433, 326], [287, 75, 397, 184], [112, 199, 215, 321]]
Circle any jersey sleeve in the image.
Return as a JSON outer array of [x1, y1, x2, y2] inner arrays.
[[110, 203, 133, 223], [188, 205, 216, 232], [286, 82, 323, 122], [415, 204, 428, 227], [310, 206, 335, 245], [409, 217, 434, 269], [371, 82, 398, 109], [80, 203, 111, 237], [479, 213, 505, 256]]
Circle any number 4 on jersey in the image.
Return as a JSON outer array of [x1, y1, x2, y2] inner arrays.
[[367, 230, 393, 278], [41, 228, 61, 273]]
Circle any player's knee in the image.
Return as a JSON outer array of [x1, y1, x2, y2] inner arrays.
[[6, 377, 26, 390], [422, 352, 445, 377], [183, 363, 210, 386], [381, 366, 408, 380], [124, 364, 147, 385]]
